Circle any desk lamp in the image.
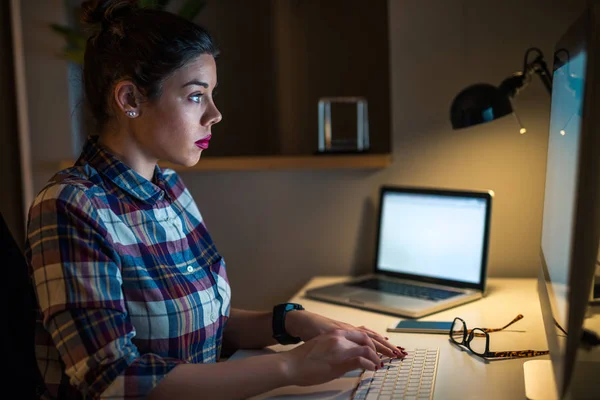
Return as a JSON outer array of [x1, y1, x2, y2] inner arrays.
[[450, 47, 555, 133]]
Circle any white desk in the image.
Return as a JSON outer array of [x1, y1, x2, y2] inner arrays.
[[230, 277, 548, 400]]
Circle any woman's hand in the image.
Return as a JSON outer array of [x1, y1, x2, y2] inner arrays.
[[285, 310, 406, 359], [279, 329, 382, 387]]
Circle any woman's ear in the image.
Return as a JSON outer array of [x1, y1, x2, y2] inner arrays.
[[114, 80, 142, 118]]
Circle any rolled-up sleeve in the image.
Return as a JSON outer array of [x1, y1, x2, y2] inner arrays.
[[26, 183, 187, 399]]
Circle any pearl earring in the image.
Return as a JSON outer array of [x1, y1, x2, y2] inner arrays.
[[126, 110, 138, 118]]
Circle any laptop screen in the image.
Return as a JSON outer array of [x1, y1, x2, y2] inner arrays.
[[376, 189, 490, 285]]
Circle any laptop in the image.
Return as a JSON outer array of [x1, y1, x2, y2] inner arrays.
[[305, 185, 494, 318]]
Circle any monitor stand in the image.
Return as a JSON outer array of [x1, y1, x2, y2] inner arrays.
[[523, 360, 558, 400]]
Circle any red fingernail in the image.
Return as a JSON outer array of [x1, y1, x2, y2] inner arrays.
[[375, 366, 379, 371], [384, 337, 389, 340], [393, 350, 398, 355]]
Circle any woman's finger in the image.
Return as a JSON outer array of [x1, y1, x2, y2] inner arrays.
[[357, 327, 406, 357], [357, 325, 381, 337], [332, 342, 381, 366], [375, 340, 407, 359], [357, 325, 395, 345], [335, 356, 378, 373], [360, 327, 390, 344], [370, 336, 397, 358], [339, 329, 377, 353], [362, 331, 399, 358]]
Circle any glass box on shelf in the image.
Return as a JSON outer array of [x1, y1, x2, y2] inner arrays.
[[318, 97, 370, 154]]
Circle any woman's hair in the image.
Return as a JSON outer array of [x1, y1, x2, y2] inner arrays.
[[80, 0, 219, 131]]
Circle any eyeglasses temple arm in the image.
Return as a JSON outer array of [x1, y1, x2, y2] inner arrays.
[[486, 349, 549, 358], [485, 314, 525, 332]]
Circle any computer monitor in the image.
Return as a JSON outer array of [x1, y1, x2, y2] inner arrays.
[[528, 2, 600, 399]]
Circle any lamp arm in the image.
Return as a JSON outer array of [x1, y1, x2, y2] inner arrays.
[[530, 55, 553, 94], [523, 47, 553, 94]]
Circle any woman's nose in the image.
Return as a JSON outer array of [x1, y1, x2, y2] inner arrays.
[[202, 103, 222, 126]]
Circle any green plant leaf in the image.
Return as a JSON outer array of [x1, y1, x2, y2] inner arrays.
[[61, 49, 85, 65], [50, 23, 87, 49], [178, 0, 207, 20]]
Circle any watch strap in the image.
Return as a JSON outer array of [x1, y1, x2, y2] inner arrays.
[[272, 303, 304, 345]]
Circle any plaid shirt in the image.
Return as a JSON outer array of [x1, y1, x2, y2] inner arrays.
[[25, 136, 231, 399]]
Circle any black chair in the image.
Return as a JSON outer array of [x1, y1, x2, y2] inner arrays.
[[0, 212, 44, 398]]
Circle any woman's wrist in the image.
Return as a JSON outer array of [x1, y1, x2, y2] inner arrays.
[[284, 309, 308, 340], [275, 351, 298, 386]]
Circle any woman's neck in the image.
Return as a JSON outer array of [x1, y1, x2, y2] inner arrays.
[[97, 130, 158, 182]]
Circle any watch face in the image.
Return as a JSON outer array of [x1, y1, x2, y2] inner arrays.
[[285, 304, 295, 312], [284, 303, 303, 312]]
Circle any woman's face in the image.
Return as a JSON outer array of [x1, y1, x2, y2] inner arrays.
[[134, 53, 222, 167]]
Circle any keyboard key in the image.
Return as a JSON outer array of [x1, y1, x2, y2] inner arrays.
[[347, 279, 462, 301], [352, 348, 439, 400]]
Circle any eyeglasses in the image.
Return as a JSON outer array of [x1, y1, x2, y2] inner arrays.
[[449, 314, 550, 359]]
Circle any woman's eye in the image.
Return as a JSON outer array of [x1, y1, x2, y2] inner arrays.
[[190, 94, 203, 103]]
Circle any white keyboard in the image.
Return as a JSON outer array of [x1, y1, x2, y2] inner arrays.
[[352, 348, 440, 400]]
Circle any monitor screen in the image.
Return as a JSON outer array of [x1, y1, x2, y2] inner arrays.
[[377, 190, 489, 284], [538, 38, 589, 397], [541, 47, 587, 337]]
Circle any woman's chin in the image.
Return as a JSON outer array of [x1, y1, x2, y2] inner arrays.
[[183, 153, 202, 167], [167, 151, 202, 168]]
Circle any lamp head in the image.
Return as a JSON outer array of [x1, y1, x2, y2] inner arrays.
[[450, 83, 513, 129], [450, 48, 552, 131]]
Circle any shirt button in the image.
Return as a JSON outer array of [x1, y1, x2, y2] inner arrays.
[[187, 266, 194, 272]]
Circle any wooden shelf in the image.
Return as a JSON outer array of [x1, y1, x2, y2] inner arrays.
[[57, 154, 392, 172]]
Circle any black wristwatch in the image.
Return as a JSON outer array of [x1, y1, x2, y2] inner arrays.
[[272, 303, 304, 345]]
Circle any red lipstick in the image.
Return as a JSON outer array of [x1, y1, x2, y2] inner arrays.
[[195, 134, 211, 150]]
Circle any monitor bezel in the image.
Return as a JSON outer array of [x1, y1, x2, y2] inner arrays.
[[538, 3, 600, 398], [373, 185, 493, 292]]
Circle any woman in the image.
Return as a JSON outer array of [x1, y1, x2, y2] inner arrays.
[[25, 1, 406, 399]]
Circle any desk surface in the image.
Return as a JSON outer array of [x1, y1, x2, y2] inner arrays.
[[230, 277, 547, 400]]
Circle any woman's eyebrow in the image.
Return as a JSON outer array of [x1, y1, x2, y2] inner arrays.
[[181, 79, 208, 88]]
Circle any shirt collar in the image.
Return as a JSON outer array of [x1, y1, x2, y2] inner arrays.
[[76, 136, 172, 204]]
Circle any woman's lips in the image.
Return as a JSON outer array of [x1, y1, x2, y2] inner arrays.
[[195, 134, 211, 150]]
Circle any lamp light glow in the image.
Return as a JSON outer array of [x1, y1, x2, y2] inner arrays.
[[513, 111, 527, 135]]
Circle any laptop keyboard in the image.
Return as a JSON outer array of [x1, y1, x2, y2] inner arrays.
[[352, 348, 439, 400], [348, 278, 462, 301]]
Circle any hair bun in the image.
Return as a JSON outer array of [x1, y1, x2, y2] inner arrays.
[[81, 0, 138, 27]]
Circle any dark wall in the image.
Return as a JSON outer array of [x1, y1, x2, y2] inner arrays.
[[195, 0, 390, 157], [0, 1, 24, 248]]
